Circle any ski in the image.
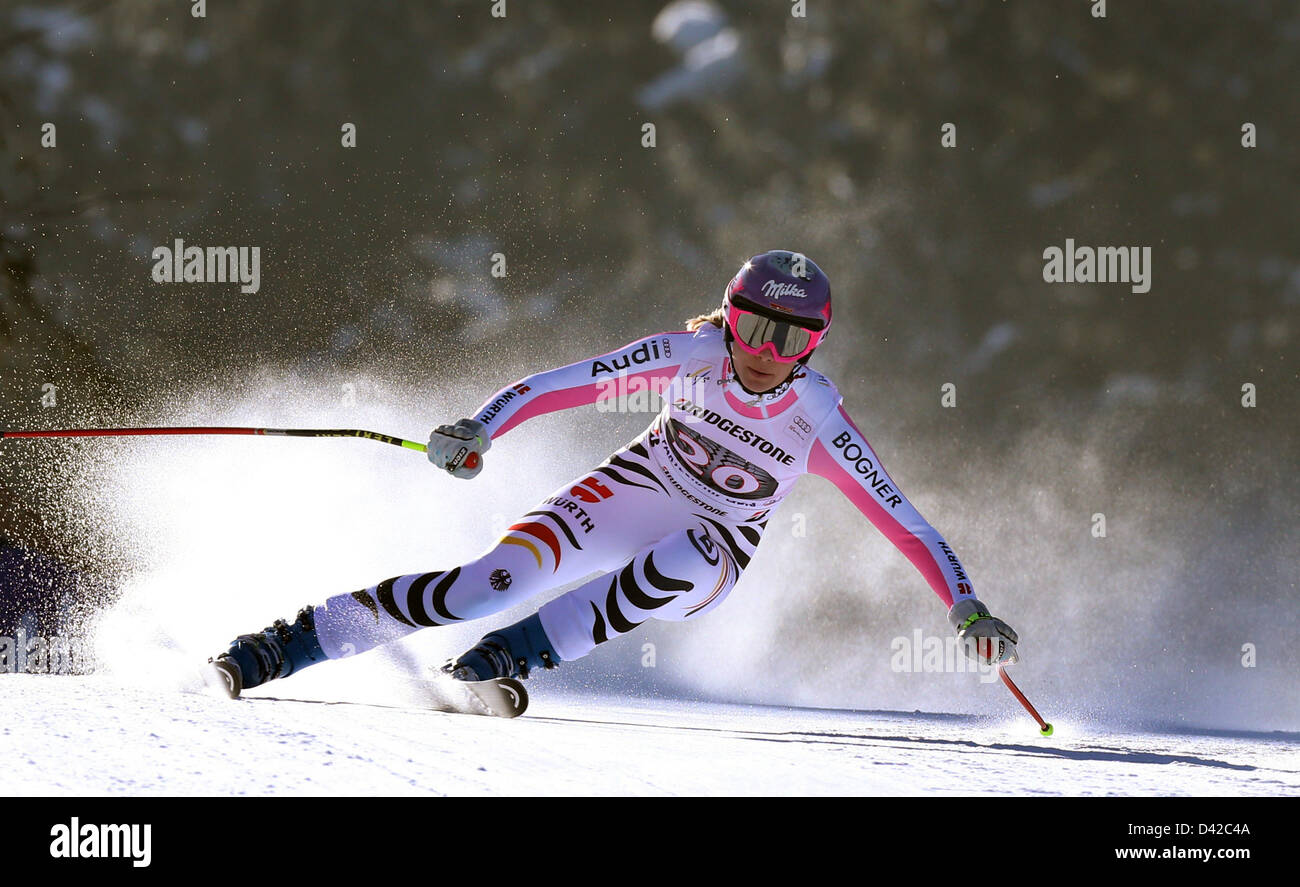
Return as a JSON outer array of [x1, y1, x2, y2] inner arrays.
[[199, 659, 529, 718], [375, 671, 531, 719], [444, 676, 529, 719]]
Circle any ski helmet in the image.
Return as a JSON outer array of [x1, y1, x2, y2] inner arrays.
[[723, 250, 831, 363]]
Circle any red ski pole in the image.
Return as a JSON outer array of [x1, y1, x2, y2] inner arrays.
[[1, 426, 434, 456], [1, 425, 494, 475], [997, 663, 1054, 736]]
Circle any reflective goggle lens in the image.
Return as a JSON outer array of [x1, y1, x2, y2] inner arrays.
[[732, 309, 814, 359]]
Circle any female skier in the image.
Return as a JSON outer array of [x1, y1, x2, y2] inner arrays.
[[208, 250, 1019, 697]]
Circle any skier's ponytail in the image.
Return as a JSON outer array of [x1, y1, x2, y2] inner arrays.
[[684, 307, 725, 332]]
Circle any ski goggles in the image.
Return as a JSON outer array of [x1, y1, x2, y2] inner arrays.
[[724, 297, 828, 362]]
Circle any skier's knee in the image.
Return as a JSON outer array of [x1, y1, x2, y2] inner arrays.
[[639, 527, 736, 621]]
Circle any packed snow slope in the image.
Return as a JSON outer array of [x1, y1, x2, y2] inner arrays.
[[2, 674, 1295, 796]]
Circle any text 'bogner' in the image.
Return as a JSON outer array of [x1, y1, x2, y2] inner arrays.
[[830, 431, 903, 508]]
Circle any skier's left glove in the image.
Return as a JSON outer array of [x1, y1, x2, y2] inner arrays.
[[948, 598, 1019, 666], [427, 418, 491, 479]]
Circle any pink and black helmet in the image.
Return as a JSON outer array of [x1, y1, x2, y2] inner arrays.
[[723, 250, 832, 363]]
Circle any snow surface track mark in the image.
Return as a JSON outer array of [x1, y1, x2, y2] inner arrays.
[[3, 676, 1297, 796]]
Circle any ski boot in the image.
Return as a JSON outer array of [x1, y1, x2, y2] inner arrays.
[[446, 612, 560, 682], [206, 606, 326, 698]]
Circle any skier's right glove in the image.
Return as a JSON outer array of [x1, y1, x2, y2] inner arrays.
[[948, 598, 1019, 667], [427, 418, 491, 479]]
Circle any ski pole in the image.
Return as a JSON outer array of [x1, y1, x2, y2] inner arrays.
[[1, 426, 430, 454], [2, 426, 491, 475], [997, 663, 1053, 736]]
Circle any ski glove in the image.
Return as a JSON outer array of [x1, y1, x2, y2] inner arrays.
[[948, 598, 1019, 666], [427, 418, 491, 479]]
